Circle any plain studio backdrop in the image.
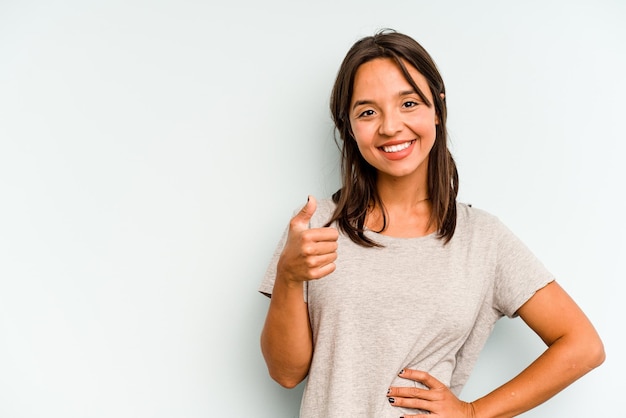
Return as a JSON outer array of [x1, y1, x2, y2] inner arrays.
[[0, 0, 623, 416]]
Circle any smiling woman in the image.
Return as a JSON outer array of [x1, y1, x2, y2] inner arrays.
[[350, 58, 437, 179], [258, 29, 605, 418], [347, 58, 439, 238], [328, 31, 457, 246]]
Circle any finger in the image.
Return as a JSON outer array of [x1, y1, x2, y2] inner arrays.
[[305, 251, 338, 268], [399, 369, 445, 390], [290, 195, 317, 233], [387, 395, 431, 412], [387, 386, 438, 401], [300, 239, 338, 257], [302, 226, 339, 244], [308, 260, 336, 280]]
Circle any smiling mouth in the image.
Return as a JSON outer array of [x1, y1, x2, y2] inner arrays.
[[380, 140, 416, 153]]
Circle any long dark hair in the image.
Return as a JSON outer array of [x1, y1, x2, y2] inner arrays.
[[326, 29, 458, 246]]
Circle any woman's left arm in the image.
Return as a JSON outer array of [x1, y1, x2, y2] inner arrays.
[[470, 280, 605, 417]]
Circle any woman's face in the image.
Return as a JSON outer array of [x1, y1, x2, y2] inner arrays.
[[349, 58, 438, 182]]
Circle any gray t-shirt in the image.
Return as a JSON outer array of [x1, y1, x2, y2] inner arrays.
[[259, 199, 554, 417]]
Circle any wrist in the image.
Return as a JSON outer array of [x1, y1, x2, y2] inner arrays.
[[274, 271, 305, 291]]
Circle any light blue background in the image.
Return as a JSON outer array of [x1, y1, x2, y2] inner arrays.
[[1, 1, 623, 416]]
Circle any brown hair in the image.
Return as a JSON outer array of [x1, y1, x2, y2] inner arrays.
[[326, 29, 458, 246]]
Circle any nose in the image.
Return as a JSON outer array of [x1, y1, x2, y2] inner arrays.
[[378, 110, 403, 137]]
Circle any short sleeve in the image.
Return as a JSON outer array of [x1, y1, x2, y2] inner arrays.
[[258, 224, 289, 298], [493, 221, 555, 318]]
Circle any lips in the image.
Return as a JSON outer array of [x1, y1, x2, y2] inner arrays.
[[380, 140, 416, 153]]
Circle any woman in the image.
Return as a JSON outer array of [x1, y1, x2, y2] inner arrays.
[[259, 30, 604, 417]]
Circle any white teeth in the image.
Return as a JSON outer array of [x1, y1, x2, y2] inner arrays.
[[382, 141, 413, 153]]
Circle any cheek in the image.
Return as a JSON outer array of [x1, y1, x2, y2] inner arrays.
[[349, 127, 378, 165], [353, 138, 373, 159], [350, 124, 373, 148], [414, 115, 438, 138]]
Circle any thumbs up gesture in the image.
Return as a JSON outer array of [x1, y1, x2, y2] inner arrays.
[[277, 196, 339, 283]]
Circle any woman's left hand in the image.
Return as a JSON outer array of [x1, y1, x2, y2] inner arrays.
[[387, 369, 476, 417]]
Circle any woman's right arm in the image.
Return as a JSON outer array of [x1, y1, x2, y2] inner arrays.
[[260, 196, 338, 388], [260, 277, 313, 388]]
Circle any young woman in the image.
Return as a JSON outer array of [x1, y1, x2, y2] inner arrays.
[[259, 30, 605, 417]]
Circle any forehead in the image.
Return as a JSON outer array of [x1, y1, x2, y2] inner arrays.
[[352, 58, 430, 96]]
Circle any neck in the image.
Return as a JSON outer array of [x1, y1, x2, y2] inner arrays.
[[366, 175, 434, 237], [376, 175, 430, 209]]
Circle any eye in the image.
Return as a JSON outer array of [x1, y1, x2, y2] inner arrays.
[[357, 109, 375, 118], [402, 100, 419, 109]]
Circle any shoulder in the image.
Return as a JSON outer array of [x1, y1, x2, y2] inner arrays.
[[456, 202, 501, 226], [454, 202, 509, 241]]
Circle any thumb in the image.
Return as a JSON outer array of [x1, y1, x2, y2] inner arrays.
[[291, 195, 317, 231]]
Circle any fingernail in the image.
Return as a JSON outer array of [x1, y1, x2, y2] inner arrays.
[[398, 369, 404, 375], [387, 388, 391, 395], [388, 397, 395, 404]]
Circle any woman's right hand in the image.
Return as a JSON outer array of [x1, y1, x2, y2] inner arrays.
[[277, 195, 339, 283]]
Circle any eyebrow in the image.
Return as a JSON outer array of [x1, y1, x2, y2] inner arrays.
[[351, 90, 417, 111]]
